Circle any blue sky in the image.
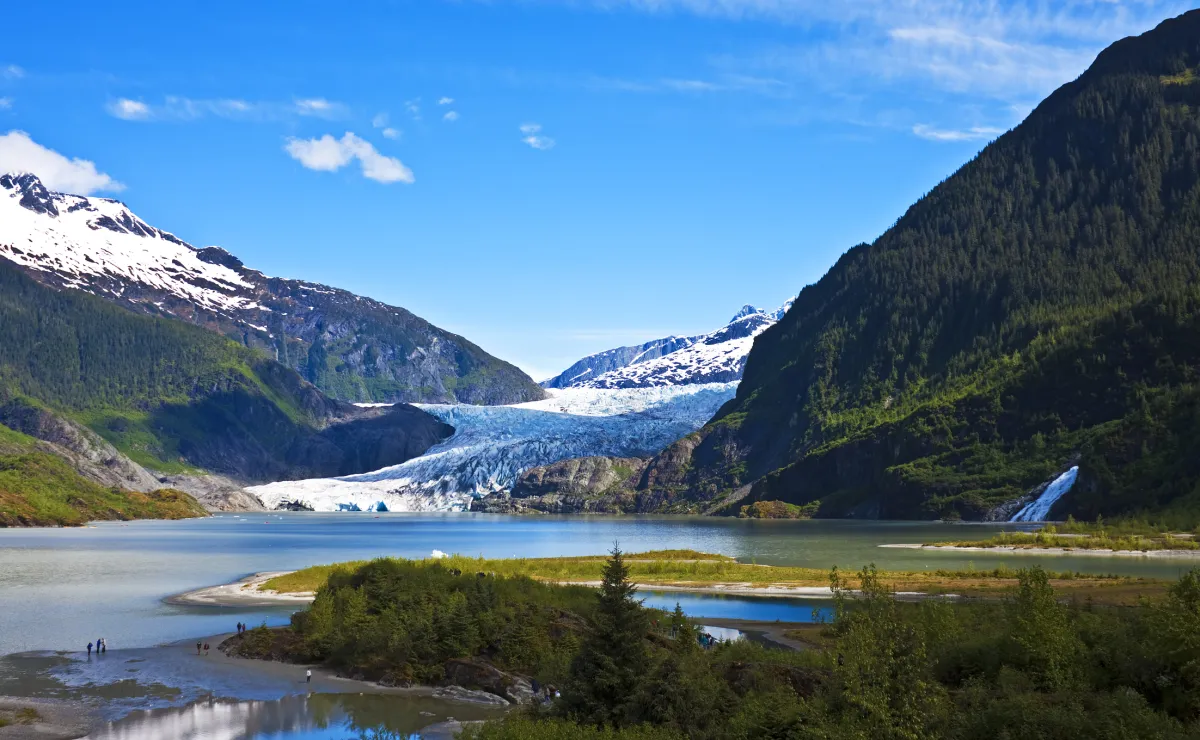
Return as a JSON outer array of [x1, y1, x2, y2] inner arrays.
[[0, 0, 1191, 380]]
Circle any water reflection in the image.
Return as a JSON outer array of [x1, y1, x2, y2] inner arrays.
[[84, 693, 498, 740], [642, 590, 833, 622]]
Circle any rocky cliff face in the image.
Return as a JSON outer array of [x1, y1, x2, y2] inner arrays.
[[478, 456, 650, 514], [0, 173, 544, 405]]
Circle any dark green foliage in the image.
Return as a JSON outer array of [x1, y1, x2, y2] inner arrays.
[[648, 10, 1200, 524], [285, 558, 595, 686], [563, 545, 652, 728]]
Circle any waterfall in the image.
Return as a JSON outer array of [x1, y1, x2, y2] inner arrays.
[[1010, 466, 1079, 522]]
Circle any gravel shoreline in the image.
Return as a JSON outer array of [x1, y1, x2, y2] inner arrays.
[[0, 696, 95, 740]]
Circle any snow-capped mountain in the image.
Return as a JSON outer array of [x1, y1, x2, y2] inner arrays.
[[542, 301, 793, 390], [249, 383, 737, 512], [0, 172, 542, 405]]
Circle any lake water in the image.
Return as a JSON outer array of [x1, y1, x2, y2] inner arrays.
[[2, 512, 1196, 737], [2, 512, 1193, 658]]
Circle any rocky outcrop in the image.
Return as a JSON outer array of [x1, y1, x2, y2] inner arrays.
[[441, 659, 536, 705], [475, 456, 649, 514]]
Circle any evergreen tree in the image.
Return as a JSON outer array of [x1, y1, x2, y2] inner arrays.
[[562, 544, 649, 728]]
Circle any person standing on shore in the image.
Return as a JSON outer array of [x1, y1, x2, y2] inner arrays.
[[196, 641, 202, 655], [306, 669, 312, 684], [87, 642, 92, 657]]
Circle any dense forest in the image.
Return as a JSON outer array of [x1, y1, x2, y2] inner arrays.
[[231, 548, 1200, 739], [0, 258, 450, 481], [621, 9, 1200, 525]]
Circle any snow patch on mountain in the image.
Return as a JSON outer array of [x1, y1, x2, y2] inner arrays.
[[249, 383, 737, 512], [553, 301, 793, 390], [0, 172, 255, 315]]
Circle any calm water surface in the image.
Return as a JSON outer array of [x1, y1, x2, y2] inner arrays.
[[2, 512, 1192, 657]]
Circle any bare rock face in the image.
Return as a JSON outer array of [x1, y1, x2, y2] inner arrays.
[[157, 474, 265, 512], [441, 658, 536, 705], [480, 457, 650, 514]]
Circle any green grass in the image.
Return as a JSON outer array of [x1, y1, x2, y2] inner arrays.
[[259, 550, 1166, 606]]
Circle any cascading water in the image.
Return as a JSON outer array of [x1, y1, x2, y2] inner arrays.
[[1010, 466, 1079, 522]]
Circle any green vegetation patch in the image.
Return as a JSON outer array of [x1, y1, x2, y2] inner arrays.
[[0, 429, 207, 527]]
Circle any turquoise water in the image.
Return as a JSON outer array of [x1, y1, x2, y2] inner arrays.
[[1, 512, 1192, 658]]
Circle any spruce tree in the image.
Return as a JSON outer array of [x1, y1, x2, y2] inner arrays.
[[562, 543, 648, 727]]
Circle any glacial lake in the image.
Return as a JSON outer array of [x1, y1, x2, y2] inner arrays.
[[2, 512, 1194, 658]]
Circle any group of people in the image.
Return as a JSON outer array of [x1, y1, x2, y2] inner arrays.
[[235, 622, 248, 634], [85, 638, 107, 657], [196, 641, 210, 655], [530, 679, 561, 705]]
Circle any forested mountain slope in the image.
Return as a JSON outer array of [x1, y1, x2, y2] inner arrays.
[[621, 10, 1200, 523], [0, 173, 543, 405], [0, 257, 452, 484]]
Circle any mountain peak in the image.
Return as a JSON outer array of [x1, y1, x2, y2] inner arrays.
[[730, 304, 763, 323], [1, 172, 58, 217]]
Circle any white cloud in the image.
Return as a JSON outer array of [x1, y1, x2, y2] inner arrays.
[[2, 65, 22, 79], [0, 98, 11, 110], [912, 124, 1005, 142], [0, 130, 123, 194], [438, 97, 454, 105], [284, 132, 414, 184], [405, 99, 421, 120], [372, 112, 389, 128], [107, 98, 151, 121], [520, 124, 555, 150], [381, 127, 401, 139], [443, 110, 459, 122], [294, 98, 346, 118]]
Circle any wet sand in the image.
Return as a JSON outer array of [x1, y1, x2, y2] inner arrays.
[[0, 696, 94, 740], [881, 543, 1200, 558], [165, 572, 315, 607]]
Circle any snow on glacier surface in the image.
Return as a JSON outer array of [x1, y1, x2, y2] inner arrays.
[[250, 384, 738, 512]]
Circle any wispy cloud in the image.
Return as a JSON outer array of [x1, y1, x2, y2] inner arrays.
[[912, 123, 1005, 142], [438, 96, 454, 105], [104, 96, 346, 122], [284, 132, 414, 184], [294, 97, 347, 118], [382, 127, 401, 139], [2, 65, 22, 80], [0, 98, 11, 110], [0, 130, 123, 194], [372, 113, 402, 139], [107, 98, 151, 120], [405, 99, 421, 121], [520, 123, 555, 150], [443, 110, 460, 122]]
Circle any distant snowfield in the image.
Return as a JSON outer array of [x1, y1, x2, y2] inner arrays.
[[250, 384, 738, 512]]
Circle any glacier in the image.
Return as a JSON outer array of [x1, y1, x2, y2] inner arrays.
[[249, 383, 738, 512]]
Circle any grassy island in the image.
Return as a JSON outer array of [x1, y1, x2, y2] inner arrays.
[[226, 547, 1200, 739], [259, 549, 1168, 606]]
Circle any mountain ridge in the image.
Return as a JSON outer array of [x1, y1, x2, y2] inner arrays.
[[0, 172, 544, 405]]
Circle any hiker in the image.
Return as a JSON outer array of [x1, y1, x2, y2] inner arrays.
[[306, 669, 312, 684], [196, 641, 202, 655], [87, 642, 93, 657], [100, 638, 106, 654], [203, 643, 210, 656]]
